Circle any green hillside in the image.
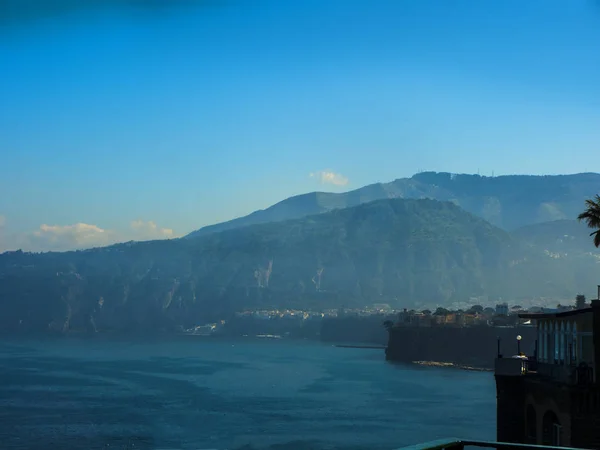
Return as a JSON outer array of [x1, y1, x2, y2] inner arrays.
[[1, 198, 598, 334]]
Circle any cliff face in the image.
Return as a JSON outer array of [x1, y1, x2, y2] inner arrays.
[[385, 326, 538, 368], [1, 198, 599, 334]]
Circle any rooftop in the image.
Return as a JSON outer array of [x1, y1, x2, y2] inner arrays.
[[395, 438, 584, 450], [519, 307, 593, 320]]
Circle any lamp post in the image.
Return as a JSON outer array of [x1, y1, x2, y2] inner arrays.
[[517, 335, 522, 355]]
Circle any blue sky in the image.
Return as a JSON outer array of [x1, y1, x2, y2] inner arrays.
[[1, 0, 600, 251]]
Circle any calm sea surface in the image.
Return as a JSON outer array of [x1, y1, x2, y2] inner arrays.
[[0, 337, 496, 450]]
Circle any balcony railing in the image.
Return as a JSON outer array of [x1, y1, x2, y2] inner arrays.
[[395, 438, 586, 450], [495, 357, 529, 376], [494, 357, 595, 385]]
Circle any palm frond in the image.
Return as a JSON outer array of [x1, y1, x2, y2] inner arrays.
[[593, 230, 600, 248], [578, 195, 600, 229]]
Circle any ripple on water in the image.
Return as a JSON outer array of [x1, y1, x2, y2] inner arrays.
[[0, 338, 496, 450]]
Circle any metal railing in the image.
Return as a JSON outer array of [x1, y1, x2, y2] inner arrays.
[[495, 357, 529, 376], [395, 438, 587, 450]]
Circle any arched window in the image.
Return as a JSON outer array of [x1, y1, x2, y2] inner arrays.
[[542, 410, 561, 446]]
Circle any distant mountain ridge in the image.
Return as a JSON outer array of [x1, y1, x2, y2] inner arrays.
[[2, 197, 599, 334], [187, 172, 600, 237]]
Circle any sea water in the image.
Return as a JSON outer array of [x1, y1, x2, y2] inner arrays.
[[0, 337, 496, 450]]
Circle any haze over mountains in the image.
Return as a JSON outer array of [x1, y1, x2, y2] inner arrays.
[[187, 172, 600, 237], [1, 172, 600, 334]]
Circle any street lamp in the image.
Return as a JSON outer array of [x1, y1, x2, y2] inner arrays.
[[517, 335, 522, 355]]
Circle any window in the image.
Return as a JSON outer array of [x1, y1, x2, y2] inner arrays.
[[542, 410, 561, 446], [539, 322, 546, 362], [544, 322, 549, 361], [573, 322, 578, 364], [554, 322, 559, 363], [553, 423, 562, 446], [559, 322, 565, 364]]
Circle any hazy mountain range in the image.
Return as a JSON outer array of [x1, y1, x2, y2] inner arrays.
[[187, 172, 600, 237], [1, 172, 600, 334]]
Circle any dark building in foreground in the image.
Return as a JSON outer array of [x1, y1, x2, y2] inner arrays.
[[495, 299, 600, 448]]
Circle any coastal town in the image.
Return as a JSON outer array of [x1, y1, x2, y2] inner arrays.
[[183, 295, 590, 336]]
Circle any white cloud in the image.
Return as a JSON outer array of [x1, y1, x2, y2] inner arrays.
[[309, 170, 349, 186], [1, 219, 178, 253], [130, 220, 175, 240], [32, 223, 115, 250]]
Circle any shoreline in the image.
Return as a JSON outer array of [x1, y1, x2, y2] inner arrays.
[[334, 344, 386, 349], [412, 360, 493, 372]]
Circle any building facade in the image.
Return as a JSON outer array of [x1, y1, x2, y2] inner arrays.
[[496, 303, 509, 316], [495, 299, 600, 448]]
